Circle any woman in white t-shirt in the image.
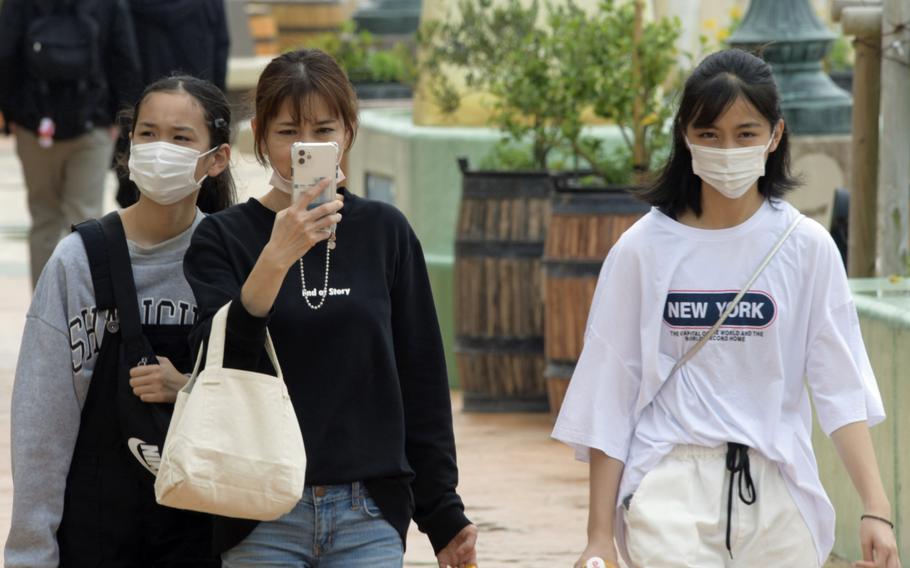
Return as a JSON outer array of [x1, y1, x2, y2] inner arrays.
[[553, 49, 901, 568]]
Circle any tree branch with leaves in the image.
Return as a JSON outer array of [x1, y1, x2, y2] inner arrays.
[[419, 0, 681, 183]]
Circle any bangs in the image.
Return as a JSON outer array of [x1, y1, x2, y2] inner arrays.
[[685, 72, 779, 130], [263, 68, 344, 125], [288, 91, 343, 126], [686, 73, 745, 128]]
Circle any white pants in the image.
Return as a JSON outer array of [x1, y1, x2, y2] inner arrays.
[[622, 444, 819, 568]]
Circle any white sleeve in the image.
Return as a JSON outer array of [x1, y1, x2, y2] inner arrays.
[[806, 300, 884, 436], [804, 233, 884, 436], [551, 242, 643, 463], [5, 262, 82, 568]]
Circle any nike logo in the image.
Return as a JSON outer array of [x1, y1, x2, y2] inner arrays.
[[127, 437, 161, 475]]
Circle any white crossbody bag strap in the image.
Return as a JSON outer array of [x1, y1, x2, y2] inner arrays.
[[667, 214, 805, 379]]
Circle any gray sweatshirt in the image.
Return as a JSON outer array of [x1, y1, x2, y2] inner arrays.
[[4, 211, 203, 568]]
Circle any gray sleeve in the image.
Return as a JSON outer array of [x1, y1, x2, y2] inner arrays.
[[5, 254, 84, 568]]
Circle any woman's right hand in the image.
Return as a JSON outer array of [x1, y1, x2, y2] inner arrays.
[[262, 178, 343, 270], [573, 541, 619, 568]]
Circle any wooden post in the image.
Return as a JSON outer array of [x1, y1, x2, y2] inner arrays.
[[832, 0, 881, 20], [876, 0, 910, 275], [841, 5, 883, 276], [631, 0, 647, 184]]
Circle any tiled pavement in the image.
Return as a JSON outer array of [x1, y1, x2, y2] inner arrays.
[[0, 135, 853, 566]]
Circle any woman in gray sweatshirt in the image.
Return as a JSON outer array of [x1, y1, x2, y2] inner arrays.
[[5, 75, 235, 568]]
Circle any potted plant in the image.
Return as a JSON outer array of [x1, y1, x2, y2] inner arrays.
[[420, 0, 588, 171], [308, 21, 417, 100], [419, 0, 682, 414], [420, 0, 681, 182], [420, 0, 581, 412], [557, 0, 680, 184], [539, 0, 681, 418]]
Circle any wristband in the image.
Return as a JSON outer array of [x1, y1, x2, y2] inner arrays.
[[860, 514, 894, 529]]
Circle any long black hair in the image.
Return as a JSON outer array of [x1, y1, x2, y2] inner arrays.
[[639, 49, 799, 218], [119, 75, 236, 213]]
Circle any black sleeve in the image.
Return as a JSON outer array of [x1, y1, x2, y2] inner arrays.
[[184, 216, 271, 372], [0, 0, 24, 128], [105, 0, 142, 118], [211, 0, 230, 92], [391, 228, 471, 553]]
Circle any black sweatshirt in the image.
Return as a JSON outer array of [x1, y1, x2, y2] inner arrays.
[[183, 189, 470, 555]]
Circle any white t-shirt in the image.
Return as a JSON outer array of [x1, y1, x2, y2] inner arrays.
[[552, 199, 885, 566]]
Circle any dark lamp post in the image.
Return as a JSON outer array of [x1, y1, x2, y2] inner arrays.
[[728, 0, 852, 134]]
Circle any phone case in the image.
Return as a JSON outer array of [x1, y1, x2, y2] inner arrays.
[[291, 141, 338, 206]]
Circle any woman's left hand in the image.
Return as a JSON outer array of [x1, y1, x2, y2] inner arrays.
[[853, 516, 901, 568], [436, 524, 478, 568], [129, 356, 188, 403]]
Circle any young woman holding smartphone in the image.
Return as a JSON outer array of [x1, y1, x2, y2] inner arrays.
[[553, 49, 900, 568], [184, 48, 478, 568]]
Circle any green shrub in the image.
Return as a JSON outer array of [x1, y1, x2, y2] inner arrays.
[[308, 21, 416, 85], [826, 34, 854, 73], [420, 0, 681, 183]]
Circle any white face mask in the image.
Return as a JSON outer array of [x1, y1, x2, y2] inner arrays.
[[129, 142, 217, 205], [270, 168, 294, 194], [686, 131, 776, 199]]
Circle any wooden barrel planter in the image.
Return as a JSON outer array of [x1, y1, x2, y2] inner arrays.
[[246, 6, 280, 56], [544, 178, 650, 420], [454, 158, 551, 412], [268, 1, 353, 52]]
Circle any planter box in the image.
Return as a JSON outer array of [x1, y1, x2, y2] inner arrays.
[[353, 82, 412, 100]]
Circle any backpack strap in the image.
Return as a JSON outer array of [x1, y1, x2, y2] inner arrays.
[[97, 212, 144, 341], [73, 217, 115, 311]]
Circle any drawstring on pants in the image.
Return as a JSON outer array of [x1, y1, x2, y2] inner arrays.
[[724, 442, 757, 558]]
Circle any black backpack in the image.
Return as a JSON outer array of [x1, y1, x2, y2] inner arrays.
[[25, 0, 103, 133]]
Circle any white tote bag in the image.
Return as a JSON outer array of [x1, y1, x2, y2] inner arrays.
[[154, 302, 306, 521]]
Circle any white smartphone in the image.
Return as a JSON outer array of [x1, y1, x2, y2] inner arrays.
[[291, 141, 339, 207]]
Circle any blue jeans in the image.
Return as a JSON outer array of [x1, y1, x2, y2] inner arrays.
[[221, 482, 404, 568]]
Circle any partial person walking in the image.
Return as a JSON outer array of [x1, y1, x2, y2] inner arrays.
[[115, 0, 230, 207], [184, 48, 479, 568], [0, 0, 142, 286], [5, 75, 235, 568], [553, 49, 901, 568]]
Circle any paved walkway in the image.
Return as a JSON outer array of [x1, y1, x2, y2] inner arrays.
[[0, 135, 853, 566]]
